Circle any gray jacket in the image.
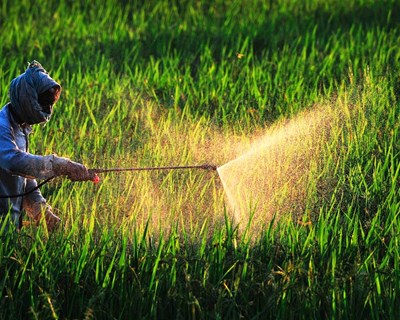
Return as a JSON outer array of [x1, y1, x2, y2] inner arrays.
[[0, 62, 60, 228]]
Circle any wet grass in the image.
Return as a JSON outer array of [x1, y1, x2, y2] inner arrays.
[[0, 0, 399, 318]]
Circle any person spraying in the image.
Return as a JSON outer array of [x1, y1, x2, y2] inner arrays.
[[0, 61, 94, 232]]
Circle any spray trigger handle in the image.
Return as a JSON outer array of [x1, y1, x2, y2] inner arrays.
[[92, 174, 100, 184]]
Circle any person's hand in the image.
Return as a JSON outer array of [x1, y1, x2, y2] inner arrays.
[[43, 206, 61, 232], [53, 156, 95, 181], [24, 201, 61, 232]]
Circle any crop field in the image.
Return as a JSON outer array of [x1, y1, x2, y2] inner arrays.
[[1, 0, 400, 319]]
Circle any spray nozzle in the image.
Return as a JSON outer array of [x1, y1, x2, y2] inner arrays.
[[200, 164, 218, 171]]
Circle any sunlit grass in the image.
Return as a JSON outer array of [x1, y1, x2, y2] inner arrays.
[[1, 0, 399, 319]]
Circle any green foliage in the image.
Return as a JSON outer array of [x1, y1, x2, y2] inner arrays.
[[1, 0, 399, 319]]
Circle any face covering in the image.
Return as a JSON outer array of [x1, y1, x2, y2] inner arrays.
[[38, 86, 61, 117], [9, 61, 61, 125]]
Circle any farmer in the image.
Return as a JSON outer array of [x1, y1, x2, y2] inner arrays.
[[0, 60, 94, 232]]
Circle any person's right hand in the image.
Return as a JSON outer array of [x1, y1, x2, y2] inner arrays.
[[44, 206, 61, 232], [53, 156, 94, 181], [24, 201, 61, 232]]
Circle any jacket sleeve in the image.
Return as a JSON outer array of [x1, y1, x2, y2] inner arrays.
[[25, 178, 46, 204], [0, 122, 55, 180], [22, 178, 48, 220]]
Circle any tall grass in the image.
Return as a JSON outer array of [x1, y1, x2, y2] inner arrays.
[[1, 0, 399, 318]]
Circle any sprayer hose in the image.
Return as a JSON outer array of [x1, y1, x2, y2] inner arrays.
[[0, 176, 55, 199]]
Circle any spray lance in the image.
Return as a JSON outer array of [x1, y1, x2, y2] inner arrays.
[[88, 163, 217, 183], [0, 164, 218, 198]]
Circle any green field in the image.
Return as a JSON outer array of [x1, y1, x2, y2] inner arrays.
[[1, 0, 400, 319]]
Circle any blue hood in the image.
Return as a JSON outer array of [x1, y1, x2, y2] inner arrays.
[[9, 61, 61, 124]]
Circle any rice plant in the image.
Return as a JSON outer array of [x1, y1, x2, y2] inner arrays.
[[1, 0, 399, 319]]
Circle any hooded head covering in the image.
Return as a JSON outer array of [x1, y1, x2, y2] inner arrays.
[[9, 61, 61, 125]]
